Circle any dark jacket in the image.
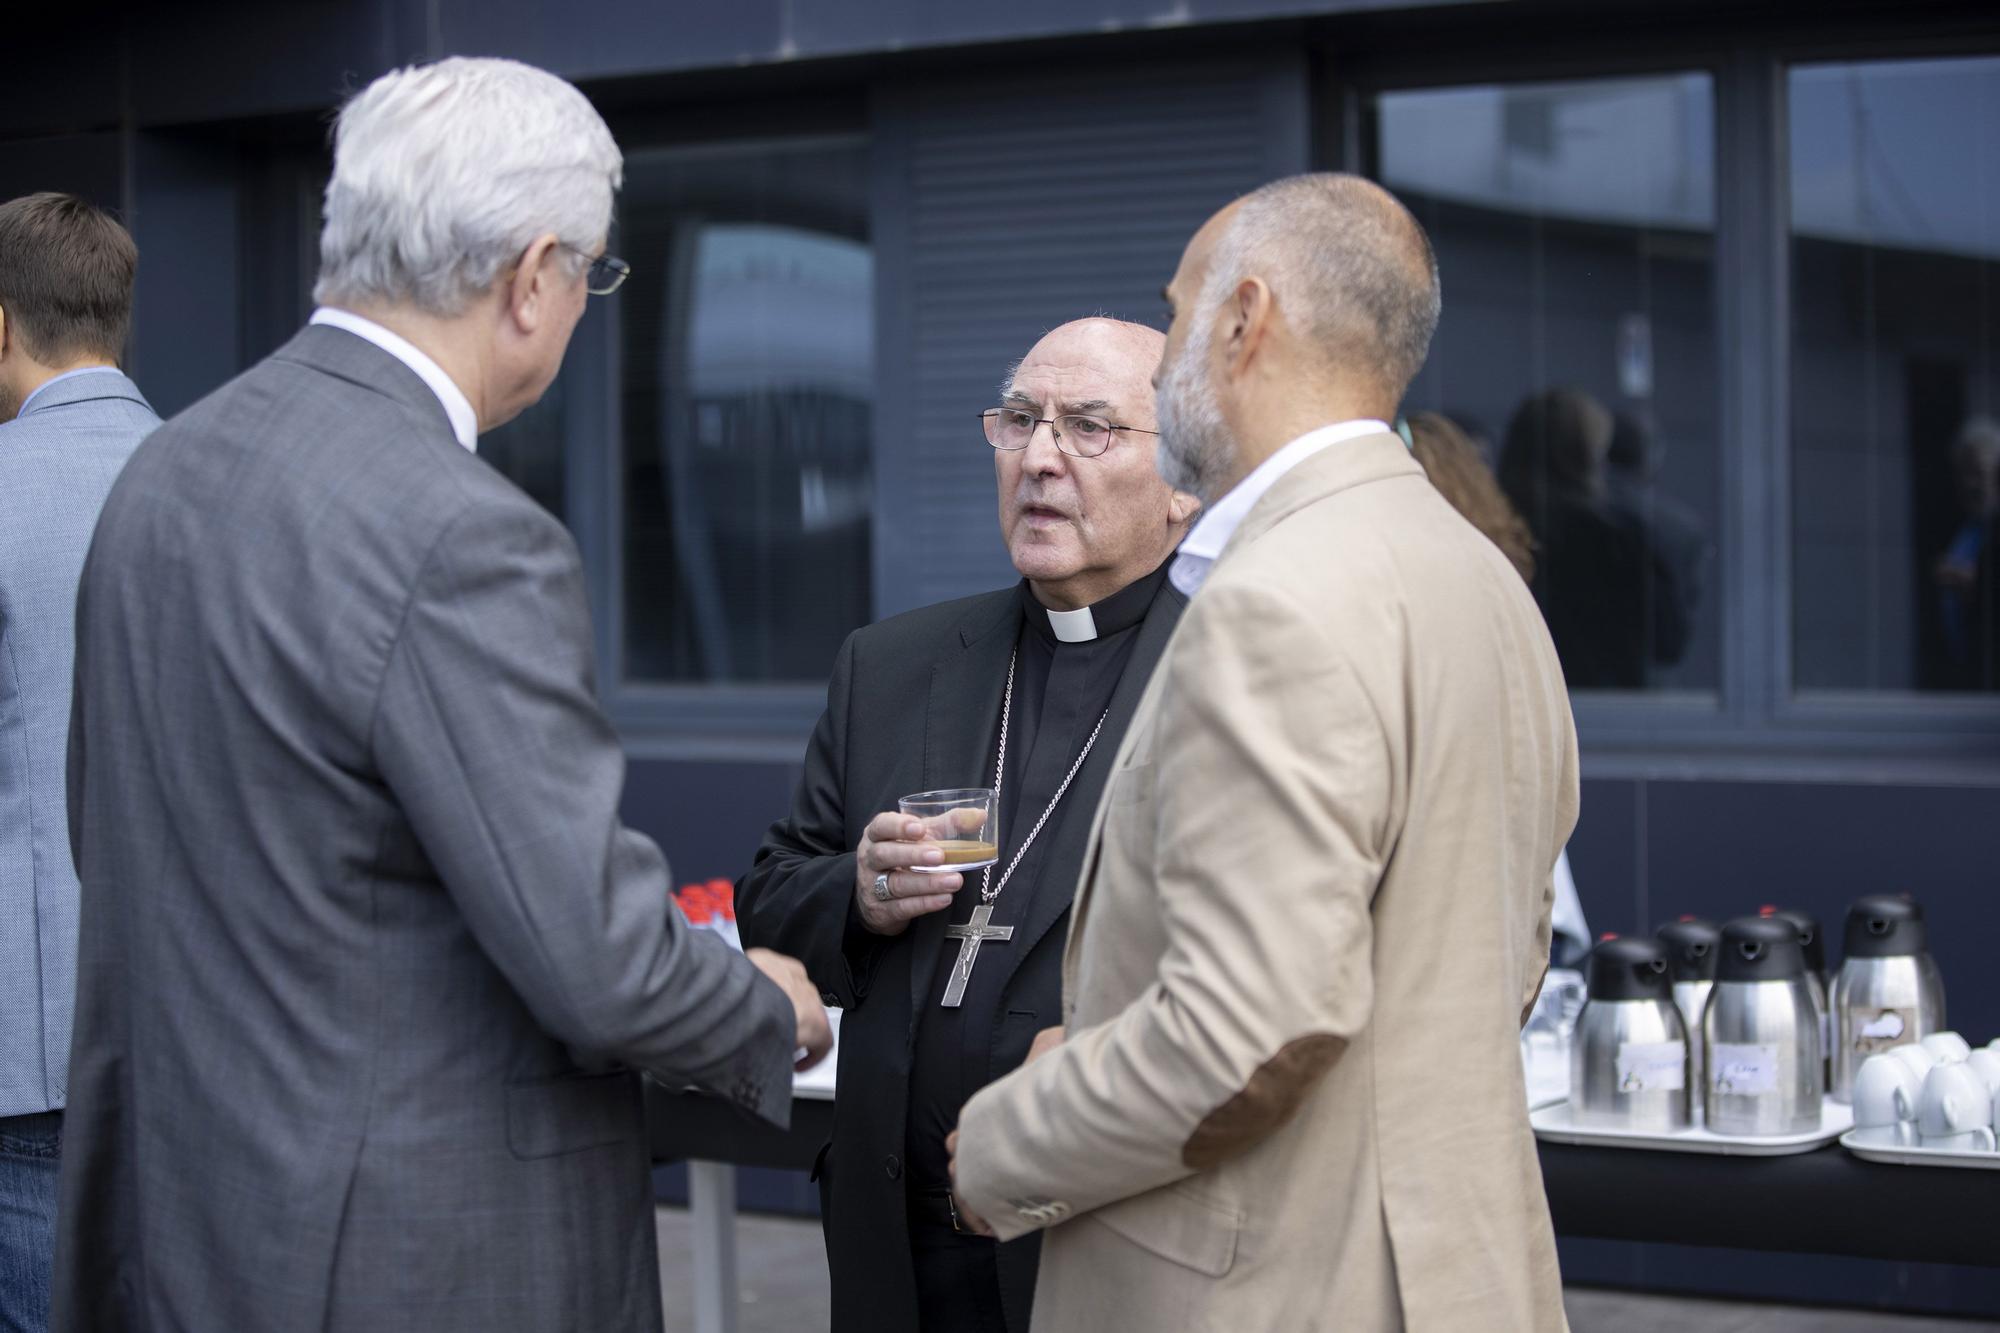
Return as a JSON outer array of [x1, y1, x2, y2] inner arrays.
[[738, 581, 1184, 1333]]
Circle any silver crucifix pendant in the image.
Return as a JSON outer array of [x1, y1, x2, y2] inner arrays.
[[940, 903, 1015, 1007]]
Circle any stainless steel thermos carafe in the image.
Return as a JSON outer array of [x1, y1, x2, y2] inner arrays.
[[1574, 937, 1690, 1131], [1830, 895, 1946, 1102], [1704, 916, 1824, 1135]]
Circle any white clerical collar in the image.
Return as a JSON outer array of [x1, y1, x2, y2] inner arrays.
[[1046, 606, 1098, 643], [310, 307, 479, 452], [1169, 418, 1390, 597]]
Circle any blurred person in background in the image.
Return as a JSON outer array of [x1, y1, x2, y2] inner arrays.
[[1933, 415, 2000, 689], [0, 191, 155, 1333], [1500, 386, 1690, 689]]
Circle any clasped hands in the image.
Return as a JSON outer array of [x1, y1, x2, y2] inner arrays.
[[946, 1024, 1066, 1237]]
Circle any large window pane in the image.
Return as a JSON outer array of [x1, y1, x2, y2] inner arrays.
[[1375, 75, 1721, 693], [1790, 57, 2000, 693], [619, 139, 873, 683]]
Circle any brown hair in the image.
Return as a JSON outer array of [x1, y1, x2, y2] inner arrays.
[[0, 192, 138, 364], [1408, 410, 1537, 584]]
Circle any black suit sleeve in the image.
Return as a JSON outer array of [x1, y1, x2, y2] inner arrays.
[[738, 629, 889, 1007]]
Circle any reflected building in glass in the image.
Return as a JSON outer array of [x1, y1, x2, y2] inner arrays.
[[617, 140, 875, 685]]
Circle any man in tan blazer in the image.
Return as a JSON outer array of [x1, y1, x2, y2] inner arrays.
[[948, 173, 1578, 1331]]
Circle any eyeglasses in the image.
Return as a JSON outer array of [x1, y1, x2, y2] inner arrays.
[[979, 407, 1158, 459], [561, 243, 631, 296]]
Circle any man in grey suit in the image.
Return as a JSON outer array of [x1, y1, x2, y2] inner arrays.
[[0, 192, 155, 1333], [54, 58, 829, 1332]]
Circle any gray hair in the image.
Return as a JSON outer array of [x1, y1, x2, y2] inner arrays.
[[1204, 173, 1441, 398], [313, 57, 622, 316]]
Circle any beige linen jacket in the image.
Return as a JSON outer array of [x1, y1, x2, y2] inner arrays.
[[954, 432, 1579, 1332]]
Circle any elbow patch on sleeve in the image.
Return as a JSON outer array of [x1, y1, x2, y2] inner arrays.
[[1181, 1033, 1346, 1171]]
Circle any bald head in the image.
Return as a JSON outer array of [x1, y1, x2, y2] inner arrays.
[[992, 316, 1195, 610], [1003, 317, 1165, 419], [1206, 174, 1439, 399], [1154, 174, 1439, 502]]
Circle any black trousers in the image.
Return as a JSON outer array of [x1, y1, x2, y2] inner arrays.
[[908, 1192, 1008, 1333]]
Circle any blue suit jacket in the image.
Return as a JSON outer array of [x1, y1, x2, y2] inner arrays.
[[0, 369, 156, 1117]]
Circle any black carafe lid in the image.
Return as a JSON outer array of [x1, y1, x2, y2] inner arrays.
[[1587, 937, 1674, 1002], [1842, 895, 1927, 960], [1655, 917, 1719, 983], [1761, 906, 1825, 974], [1717, 916, 1807, 983]]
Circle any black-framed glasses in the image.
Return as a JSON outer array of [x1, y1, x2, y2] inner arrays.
[[979, 407, 1158, 459], [562, 243, 631, 296]]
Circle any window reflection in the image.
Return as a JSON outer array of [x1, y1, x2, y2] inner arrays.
[[1789, 57, 2000, 692], [1375, 75, 1721, 692], [619, 140, 874, 683]]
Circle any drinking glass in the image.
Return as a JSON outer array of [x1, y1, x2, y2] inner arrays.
[[898, 788, 999, 873]]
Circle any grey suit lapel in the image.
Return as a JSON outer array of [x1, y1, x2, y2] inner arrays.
[[906, 593, 1021, 1018], [991, 581, 1187, 986]]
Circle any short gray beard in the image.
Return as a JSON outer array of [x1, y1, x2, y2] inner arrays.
[[1154, 320, 1234, 505]]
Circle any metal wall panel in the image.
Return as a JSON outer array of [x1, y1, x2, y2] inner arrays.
[[871, 56, 1308, 617]]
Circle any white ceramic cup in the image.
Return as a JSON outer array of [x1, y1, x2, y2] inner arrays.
[[1917, 1061, 1997, 1152], [1921, 1031, 1972, 1064], [1966, 1049, 2000, 1099], [1851, 1054, 1922, 1146], [1887, 1042, 1939, 1081]]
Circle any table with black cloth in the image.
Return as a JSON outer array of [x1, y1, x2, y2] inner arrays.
[[1536, 1138, 1999, 1268]]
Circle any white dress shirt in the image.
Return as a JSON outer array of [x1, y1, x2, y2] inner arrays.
[[1168, 418, 1391, 597], [309, 307, 479, 452]]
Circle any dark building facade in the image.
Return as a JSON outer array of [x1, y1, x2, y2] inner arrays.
[[6, 0, 1997, 1316]]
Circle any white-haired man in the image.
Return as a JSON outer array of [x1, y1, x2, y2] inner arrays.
[[950, 174, 1579, 1330], [52, 58, 828, 1332]]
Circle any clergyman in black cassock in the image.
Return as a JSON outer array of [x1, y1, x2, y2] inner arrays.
[[738, 318, 1196, 1333]]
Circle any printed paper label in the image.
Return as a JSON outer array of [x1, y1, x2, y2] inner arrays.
[[1850, 1006, 1917, 1058], [1615, 1040, 1686, 1093], [1711, 1042, 1779, 1096]]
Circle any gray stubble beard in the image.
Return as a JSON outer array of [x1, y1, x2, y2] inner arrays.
[[1153, 321, 1234, 507]]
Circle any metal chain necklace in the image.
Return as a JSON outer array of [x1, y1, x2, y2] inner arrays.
[[939, 648, 1111, 1007], [979, 649, 1110, 905]]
